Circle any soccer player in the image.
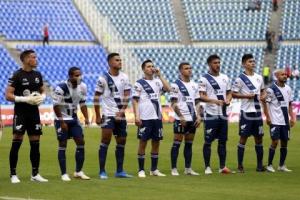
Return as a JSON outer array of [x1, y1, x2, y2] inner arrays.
[[232, 54, 269, 173], [5, 49, 48, 183], [53, 67, 90, 181], [265, 69, 296, 172], [199, 55, 232, 174], [132, 59, 171, 178], [170, 62, 201, 176], [94, 53, 132, 179]]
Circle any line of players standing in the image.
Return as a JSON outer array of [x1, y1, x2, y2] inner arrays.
[[5, 50, 295, 183]]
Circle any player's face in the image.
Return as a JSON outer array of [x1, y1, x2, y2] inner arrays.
[[277, 71, 287, 83], [209, 59, 220, 73], [243, 58, 256, 71], [180, 65, 192, 77], [109, 56, 122, 70], [70, 70, 82, 86], [26, 53, 38, 68], [143, 62, 155, 76]]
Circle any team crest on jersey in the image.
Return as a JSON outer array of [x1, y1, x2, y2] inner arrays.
[[23, 89, 30, 96], [35, 78, 40, 84], [222, 79, 226, 83], [257, 78, 261, 83], [155, 82, 160, 87]]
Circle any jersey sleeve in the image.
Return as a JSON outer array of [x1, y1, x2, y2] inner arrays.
[[198, 77, 207, 92], [123, 75, 131, 91], [132, 82, 142, 98], [288, 87, 293, 102], [95, 76, 106, 94], [170, 83, 179, 100], [7, 72, 18, 88], [52, 86, 65, 105], [79, 84, 87, 104], [38, 72, 44, 87], [260, 75, 265, 90], [232, 77, 242, 93]]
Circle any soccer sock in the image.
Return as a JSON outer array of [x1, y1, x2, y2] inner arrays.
[[268, 146, 276, 166], [58, 147, 67, 175], [170, 140, 181, 169], [279, 147, 287, 166], [237, 143, 245, 166], [184, 141, 193, 168], [9, 139, 22, 176], [75, 145, 85, 172], [151, 153, 159, 171], [255, 144, 264, 169], [218, 141, 227, 169], [138, 154, 145, 171], [203, 143, 211, 168], [115, 144, 125, 173], [99, 143, 108, 173], [30, 140, 40, 176]]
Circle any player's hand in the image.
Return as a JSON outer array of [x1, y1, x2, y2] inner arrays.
[[84, 118, 90, 127], [180, 116, 187, 127], [260, 93, 267, 102], [290, 119, 296, 128], [225, 100, 231, 106], [194, 116, 201, 128], [215, 100, 224, 106], [135, 117, 142, 127], [246, 94, 256, 99], [115, 111, 125, 122], [153, 67, 161, 77], [266, 117, 271, 126], [60, 121, 68, 133], [95, 115, 102, 125], [26, 95, 42, 105]]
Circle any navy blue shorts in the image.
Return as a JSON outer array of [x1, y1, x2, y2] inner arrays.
[[101, 115, 127, 137], [13, 111, 42, 136], [54, 119, 83, 141], [137, 119, 163, 141], [270, 124, 290, 141], [204, 114, 228, 143], [239, 111, 264, 137], [173, 120, 196, 134]]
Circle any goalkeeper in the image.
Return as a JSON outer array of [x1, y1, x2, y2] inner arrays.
[[5, 49, 48, 183]]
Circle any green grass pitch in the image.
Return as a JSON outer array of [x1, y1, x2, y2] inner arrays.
[[0, 123, 299, 200]]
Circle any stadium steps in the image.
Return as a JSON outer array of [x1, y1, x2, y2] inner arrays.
[[171, 0, 191, 45], [262, 0, 284, 70]]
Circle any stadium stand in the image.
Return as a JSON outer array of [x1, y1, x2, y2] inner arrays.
[[0, 45, 19, 104], [276, 44, 300, 101], [133, 45, 265, 82], [0, 0, 94, 41], [92, 0, 180, 42], [280, 0, 300, 40], [17, 45, 108, 103], [182, 0, 272, 41]]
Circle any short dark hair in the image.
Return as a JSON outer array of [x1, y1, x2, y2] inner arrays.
[[207, 54, 220, 64], [107, 53, 120, 62], [242, 54, 254, 63], [68, 67, 81, 76], [141, 59, 153, 69], [20, 49, 35, 62], [178, 62, 190, 70]]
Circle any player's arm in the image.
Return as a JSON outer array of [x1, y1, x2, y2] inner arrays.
[[171, 97, 187, 127], [53, 105, 68, 132], [132, 97, 141, 127], [260, 89, 271, 125], [155, 68, 171, 92], [264, 88, 272, 125], [289, 102, 296, 127], [200, 91, 224, 106], [116, 88, 131, 121], [225, 90, 232, 105], [194, 98, 202, 128], [231, 78, 255, 99], [53, 87, 68, 132], [93, 91, 102, 125], [80, 86, 89, 125]]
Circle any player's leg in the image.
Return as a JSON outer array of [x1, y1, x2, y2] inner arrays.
[[98, 116, 113, 178], [184, 131, 199, 175], [278, 126, 291, 172], [218, 117, 230, 173], [9, 114, 25, 182], [137, 139, 147, 177], [203, 115, 216, 174], [113, 119, 129, 176], [170, 120, 184, 175], [267, 125, 279, 172], [27, 115, 47, 182], [254, 135, 264, 171], [150, 120, 165, 176]]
